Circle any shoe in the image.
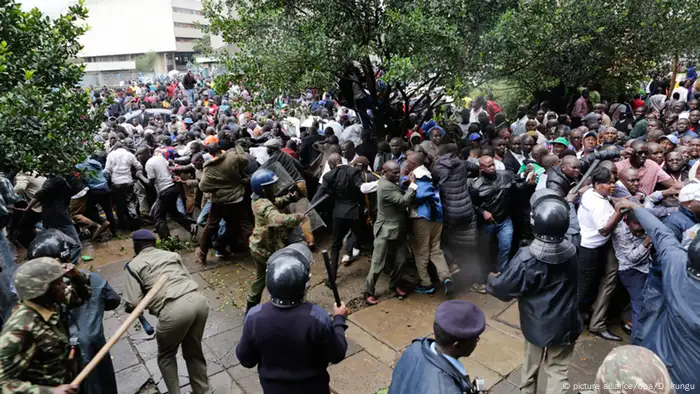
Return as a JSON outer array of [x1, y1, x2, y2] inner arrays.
[[622, 322, 632, 335], [366, 295, 379, 305], [189, 224, 199, 238], [444, 279, 455, 298], [415, 285, 436, 294], [195, 247, 207, 265], [341, 255, 351, 265], [592, 330, 622, 342], [394, 286, 408, 297], [449, 264, 461, 274], [471, 283, 487, 294], [352, 248, 360, 258], [92, 220, 111, 241]]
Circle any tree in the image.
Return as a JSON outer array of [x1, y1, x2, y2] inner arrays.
[[204, 0, 516, 137], [193, 34, 212, 55], [478, 0, 700, 106], [134, 51, 158, 72], [0, 0, 102, 176]]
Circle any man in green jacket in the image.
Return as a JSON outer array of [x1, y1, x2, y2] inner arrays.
[[196, 143, 253, 264]]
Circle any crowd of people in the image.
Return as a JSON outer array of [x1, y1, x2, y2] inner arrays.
[[1, 67, 700, 393]]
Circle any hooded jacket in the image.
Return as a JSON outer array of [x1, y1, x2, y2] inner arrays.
[[432, 153, 478, 226], [199, 151, 248, 204], [487, 241, 582, 347], [388, 338, 471, 394]]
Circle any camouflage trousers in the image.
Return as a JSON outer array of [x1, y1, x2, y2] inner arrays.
[[247, 253, 268, 306], [521, 340, 574, 394]]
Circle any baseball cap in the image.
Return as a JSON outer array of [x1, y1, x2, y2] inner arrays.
[[679, 182, 700, 203], [660, 134, 679, 145], [469, 132, 482, 141], [551, 137, 569, 146], [583, 131, 598, 139]]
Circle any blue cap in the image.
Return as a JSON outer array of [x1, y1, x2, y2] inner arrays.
[[583, 131, 598, 139], [434, 300, 485, 340], [660, 134, 678, 145], [469, 132, 482, 141], [131, 229, 157, 241], [184, 117, 193, 124]]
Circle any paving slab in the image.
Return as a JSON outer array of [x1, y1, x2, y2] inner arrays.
[[180, 370, 245, 394], [199, 264, 257, 311], [494, 301, 521, 330], [111, 337, 140, 373], [344, 321, 398, 368], [455, 291, 514, 320], [489, 379, 520, 394], [229, 365, 263, 394], [115, 364, 151, 394], [571, 334, 620, 373], [349, 294, 444, 351], [132, 336, 160, 362], [145, 342, 224, 393], [199, 286, 246, 339], [469, 327, 524, 376], [204, 326, 245, 368], [329, 351, 393, 394], [461, 357, 503, 391]]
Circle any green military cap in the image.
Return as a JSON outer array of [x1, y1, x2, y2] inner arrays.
[[595, 345, 673, 394], [13, 257, 67, 300]]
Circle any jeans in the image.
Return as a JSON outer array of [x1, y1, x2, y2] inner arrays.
[[481, 217, 513, 272], [0, 231, 18, 328], [54, 223, 82, 265], [618, 269, 648, 341], [632, 276, 663, 345], [199, 200, 253, 256], [186, 88, 195, 104], [111, 183, 139, 231], [86, 189, 117, 233]]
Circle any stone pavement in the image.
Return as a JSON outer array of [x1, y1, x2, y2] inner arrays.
[[80, 231, 628, 394]]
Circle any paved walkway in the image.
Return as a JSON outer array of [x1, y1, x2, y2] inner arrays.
[[82, 232, 627, 394]]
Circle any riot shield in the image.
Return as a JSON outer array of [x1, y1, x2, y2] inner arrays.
[[262, 161, 326, 231]]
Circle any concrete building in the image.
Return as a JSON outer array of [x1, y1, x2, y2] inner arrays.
[[78, 0, 221, 85]]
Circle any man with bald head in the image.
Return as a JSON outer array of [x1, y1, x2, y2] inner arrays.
[[365, 160, 417, 305], [312, 152, 366, 284], [469, 156, 536, 275], [616, 140, 680, 196]]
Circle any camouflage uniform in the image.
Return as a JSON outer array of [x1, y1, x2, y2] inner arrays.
[[0, 259, 91, 394], [247, 194, 304, 305], [594, 345, 673, 394]]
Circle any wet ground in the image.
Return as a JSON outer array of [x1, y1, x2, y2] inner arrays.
[[68, 225, 629, 394]]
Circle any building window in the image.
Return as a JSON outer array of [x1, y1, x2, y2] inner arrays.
[[176, 37, 197, 43], [172, 6, 204, 15], [83, 54, 139, 63], [174, 22, 207, 29]]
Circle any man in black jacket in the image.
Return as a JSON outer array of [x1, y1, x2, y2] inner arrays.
[[311, 153, 365, 282], [503, 135, 525, 174], [487, 191, 582, 394], [546, 149, 620, 197]]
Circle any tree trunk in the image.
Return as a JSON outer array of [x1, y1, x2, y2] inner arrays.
[[668, 54, 679, 99]]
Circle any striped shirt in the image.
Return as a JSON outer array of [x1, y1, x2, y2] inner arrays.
[[615, 159, 671, 196]]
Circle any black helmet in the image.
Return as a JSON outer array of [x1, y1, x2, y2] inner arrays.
[[266, 250, 310, 309], [687, 237, 700, 281], [27, 229, 77, 263], [530, 194, 570, 242]]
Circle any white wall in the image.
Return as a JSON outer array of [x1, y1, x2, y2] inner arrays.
[[79, 0, 176, 57], [84, 60, 136, 72]]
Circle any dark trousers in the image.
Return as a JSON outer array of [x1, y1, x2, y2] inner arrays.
[[15, 210, 41, 248], [618, 268, 648, 341], [330, 217, 363, 279], [578, 242, 611, 313], [154, 186, 196, 239], [199, 200, 253, 254], [86, 189, 117, 233], [111, 183, 138, 231]]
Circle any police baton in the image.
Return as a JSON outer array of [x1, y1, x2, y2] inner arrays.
[[303, 194, 329, 216], [138, 315, 155, 335], [71, 275, 168, 386], [321, 250, 342, 307], [569, 159, 600, 196]]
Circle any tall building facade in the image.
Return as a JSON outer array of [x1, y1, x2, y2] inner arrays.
[[78, 0, 218, 85]]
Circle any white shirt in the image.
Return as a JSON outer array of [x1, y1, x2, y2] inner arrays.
[[578, 190, 615, 248], [672, 86, 689, 102], [494, 159, 505, 171], [536, 173, 548, 191], [145, 156, 174, 194], [319, 155, 352, 184], [104, 148, 142, 185]]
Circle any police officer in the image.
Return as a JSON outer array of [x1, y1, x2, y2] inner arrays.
[[27, 229, 121, 394], [615, 199, 700, 389], [122, 229, 209, 394], [591, 345, 673, 394], [246, 168, 305, 312], [388, 300, 486, 394], [236, 244, 349, 394], [487, 190, 582, 394], [0, 257, 91, 394]]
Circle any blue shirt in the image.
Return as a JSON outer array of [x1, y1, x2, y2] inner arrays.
[[430, 342, 466, 376]]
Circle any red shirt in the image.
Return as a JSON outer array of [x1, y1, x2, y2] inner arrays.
[[615, 158, 671, 196], [281, 147, 299, 160]]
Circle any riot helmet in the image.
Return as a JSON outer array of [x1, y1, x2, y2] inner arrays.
[[530, 194, 570, 242], [27, 229, 76, 263], [266, 251, 310, 308], [251, 168, 279, 196]]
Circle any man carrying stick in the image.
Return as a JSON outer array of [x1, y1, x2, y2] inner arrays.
[[123, 230, 210, 394], [0, 257, 91, 394]]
